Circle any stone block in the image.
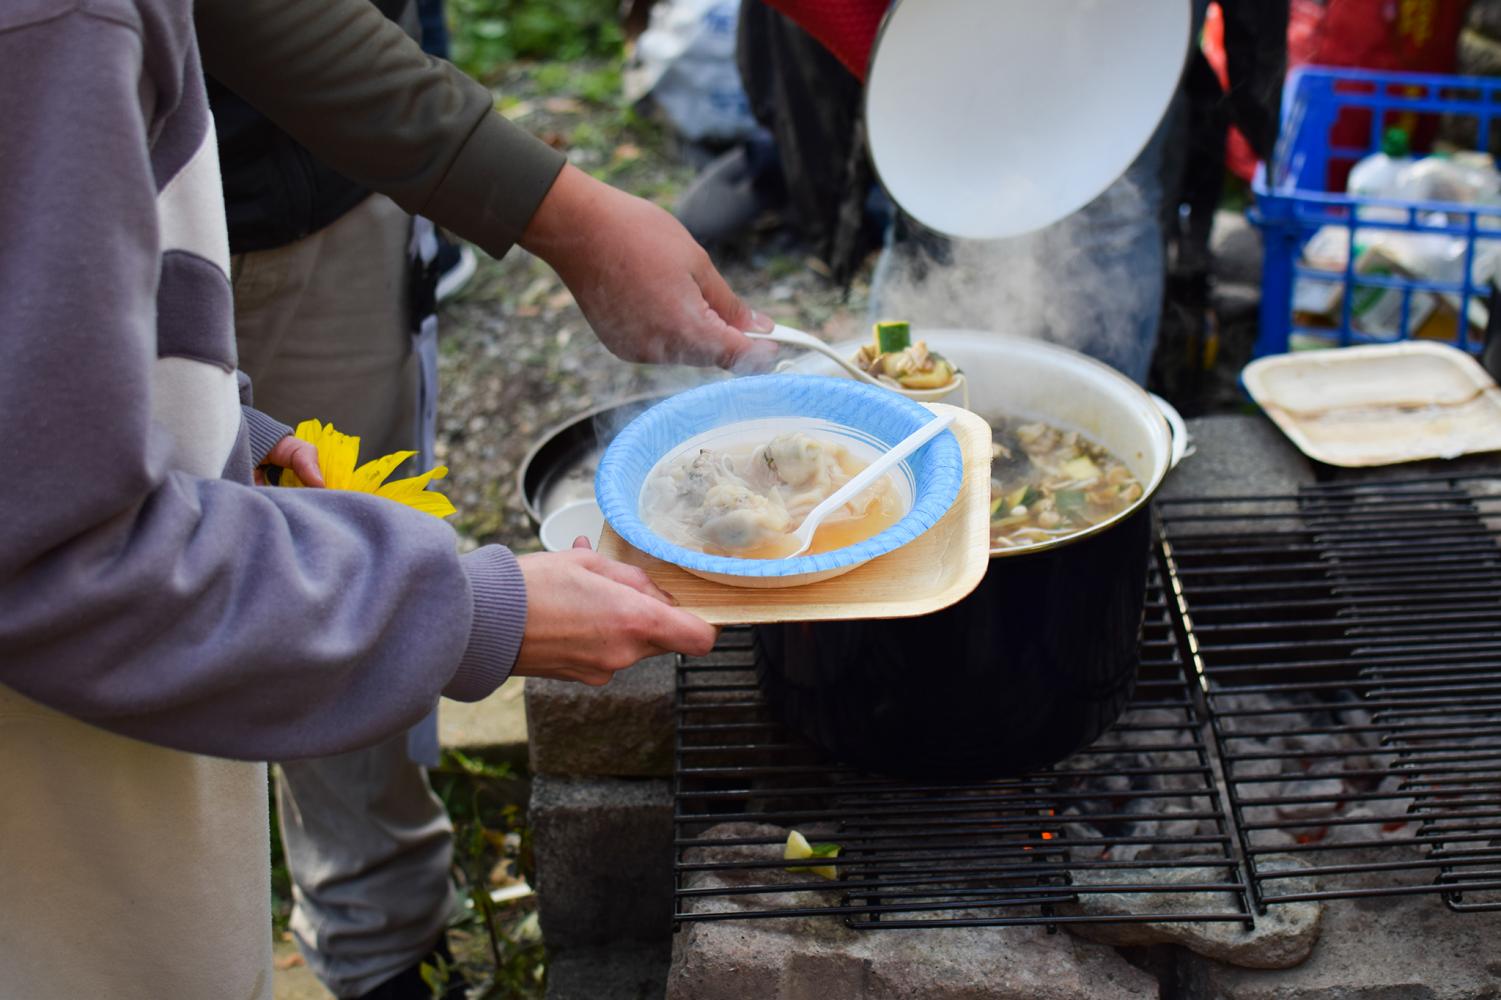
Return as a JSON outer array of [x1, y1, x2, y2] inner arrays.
[[1324, 450, 1501, 484], [1211, 209, 1263, 288], [1159, 415, 1314, 503], [1212, 282, 1262, 325], [530, 775, 674, 949], [526, 655, 675, 778], [668, 904, 1159, 1000], [1176, 889, 1501, 999], [1062, 857, 1322, 970], [544, 942, 671, 1000], [666, 823, 1159, 1000]]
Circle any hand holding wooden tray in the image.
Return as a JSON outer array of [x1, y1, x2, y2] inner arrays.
[[597, 406, 993, 625]]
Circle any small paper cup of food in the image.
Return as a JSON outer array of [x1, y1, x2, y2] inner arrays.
[[595, 374, 963, 588]]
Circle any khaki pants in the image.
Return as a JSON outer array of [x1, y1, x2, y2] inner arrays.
[[232, 193, 455, 999]]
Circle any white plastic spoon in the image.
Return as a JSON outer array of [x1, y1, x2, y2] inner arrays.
[[745, 325, 873, 380], [745, 325, 968, 405], [785, 410, 958, 558]]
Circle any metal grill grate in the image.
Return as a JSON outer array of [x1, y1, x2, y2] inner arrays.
[[672, 575, 1252, 930], [1159, 475, 1501, 912]]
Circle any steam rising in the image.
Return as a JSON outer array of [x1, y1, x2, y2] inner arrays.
[[869, 174, 1162, 386]]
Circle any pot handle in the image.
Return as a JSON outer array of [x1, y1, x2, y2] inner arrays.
[[1148, 393, 1192, 469]]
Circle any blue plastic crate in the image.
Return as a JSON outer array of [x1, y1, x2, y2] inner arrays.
[[1250, 66, 1501, 358]]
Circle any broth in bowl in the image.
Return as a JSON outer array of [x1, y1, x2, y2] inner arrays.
[[641, 430, 904, 560]]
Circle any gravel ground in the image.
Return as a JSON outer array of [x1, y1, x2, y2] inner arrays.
[[434, 66, 875, 552]]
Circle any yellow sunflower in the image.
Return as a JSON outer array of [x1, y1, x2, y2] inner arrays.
[[280, 418, 457, 519]]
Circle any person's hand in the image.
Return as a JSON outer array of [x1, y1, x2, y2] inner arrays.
[[512, 542, 717, 686], [520, 163, 776, 370], [255, 434, 325, 487]]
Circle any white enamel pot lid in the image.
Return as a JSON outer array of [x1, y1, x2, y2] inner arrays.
[[865, 0, 1192, 240]]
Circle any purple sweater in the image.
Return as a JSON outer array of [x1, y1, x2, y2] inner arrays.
[[0, 0, 527, 761]]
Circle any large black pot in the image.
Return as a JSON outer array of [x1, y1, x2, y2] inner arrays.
[[517, 394, 667, 528], [758, 331, 1183, 778]]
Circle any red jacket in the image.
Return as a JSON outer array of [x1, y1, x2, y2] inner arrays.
[[764, 0, 890, 78]]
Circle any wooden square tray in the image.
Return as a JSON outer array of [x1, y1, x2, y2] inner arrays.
[[596, 405, 993, 625]]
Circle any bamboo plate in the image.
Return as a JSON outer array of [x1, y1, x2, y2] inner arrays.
[[596, 406, 993, 625], [1243, 341, 1501, 467]]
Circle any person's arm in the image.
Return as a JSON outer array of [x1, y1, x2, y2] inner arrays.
[[239, 398, 322, 485], [196, 0, 564, 263], [195, 0, 775, 368], [0, 11, 712, 762]]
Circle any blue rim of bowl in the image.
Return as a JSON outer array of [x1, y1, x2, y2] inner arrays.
[[595, 374, 964, 578]]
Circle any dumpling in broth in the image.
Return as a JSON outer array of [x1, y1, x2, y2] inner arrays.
[[763, 432, 833, 491], [700, 483, 790, 550], [640, 428, 904, 559]]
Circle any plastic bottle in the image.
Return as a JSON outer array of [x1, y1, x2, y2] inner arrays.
[[1348, 127, 1413, 198], [1396, 151, 1501, 205]]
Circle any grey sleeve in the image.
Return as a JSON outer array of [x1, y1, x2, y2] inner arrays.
[[243, 406, 293, 467], [195, 0, 567, 260], [0, 14, 524, 762]]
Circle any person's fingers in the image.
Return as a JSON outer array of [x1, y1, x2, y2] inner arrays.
[[587, 554, 680, 606], [695, 255, 765, 332], [572, 536, 593, 550], [692, 259, 777, 370], [635, 601, 718, 658], [570, 552, 712, 656], [726, 332, 779, 373], [289, 444, 325, 488], [639, 623, 722, 662]]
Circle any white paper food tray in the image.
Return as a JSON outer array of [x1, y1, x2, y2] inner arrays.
[[1242, 341, 1501, 467]]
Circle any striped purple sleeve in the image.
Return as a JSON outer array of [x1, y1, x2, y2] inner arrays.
[[445, 546, 528, 701], [242, 406, 293, 467]]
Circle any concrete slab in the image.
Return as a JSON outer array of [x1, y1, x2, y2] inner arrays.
[[668, 903, 1160, 1000], [1063, 857, 1322, 970], [530, 775, 674, 950], [272, 939, 332, 1000], [1159, 415, 1315, 503], [441, 677, 527, 752], [666, 823, 1159, 1000], [1176, 888, 1501, 1000], [1322, 450, 1501, 484], [526, 655, 675, 778]]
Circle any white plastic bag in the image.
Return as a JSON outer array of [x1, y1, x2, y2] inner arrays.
[[624, 0, 757, 143]]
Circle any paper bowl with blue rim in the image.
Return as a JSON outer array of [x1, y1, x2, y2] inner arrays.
[[595, 374, 964, 589]]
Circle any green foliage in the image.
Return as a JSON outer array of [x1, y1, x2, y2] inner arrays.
[[575, 64, 624, 105], [449, 0, 625, 81], [268, 776, 292, 934], [426, 749, 542, 996], [441, 746, 517, 782], [419, 951, 453, 998], [531, 62, 623, 105]]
